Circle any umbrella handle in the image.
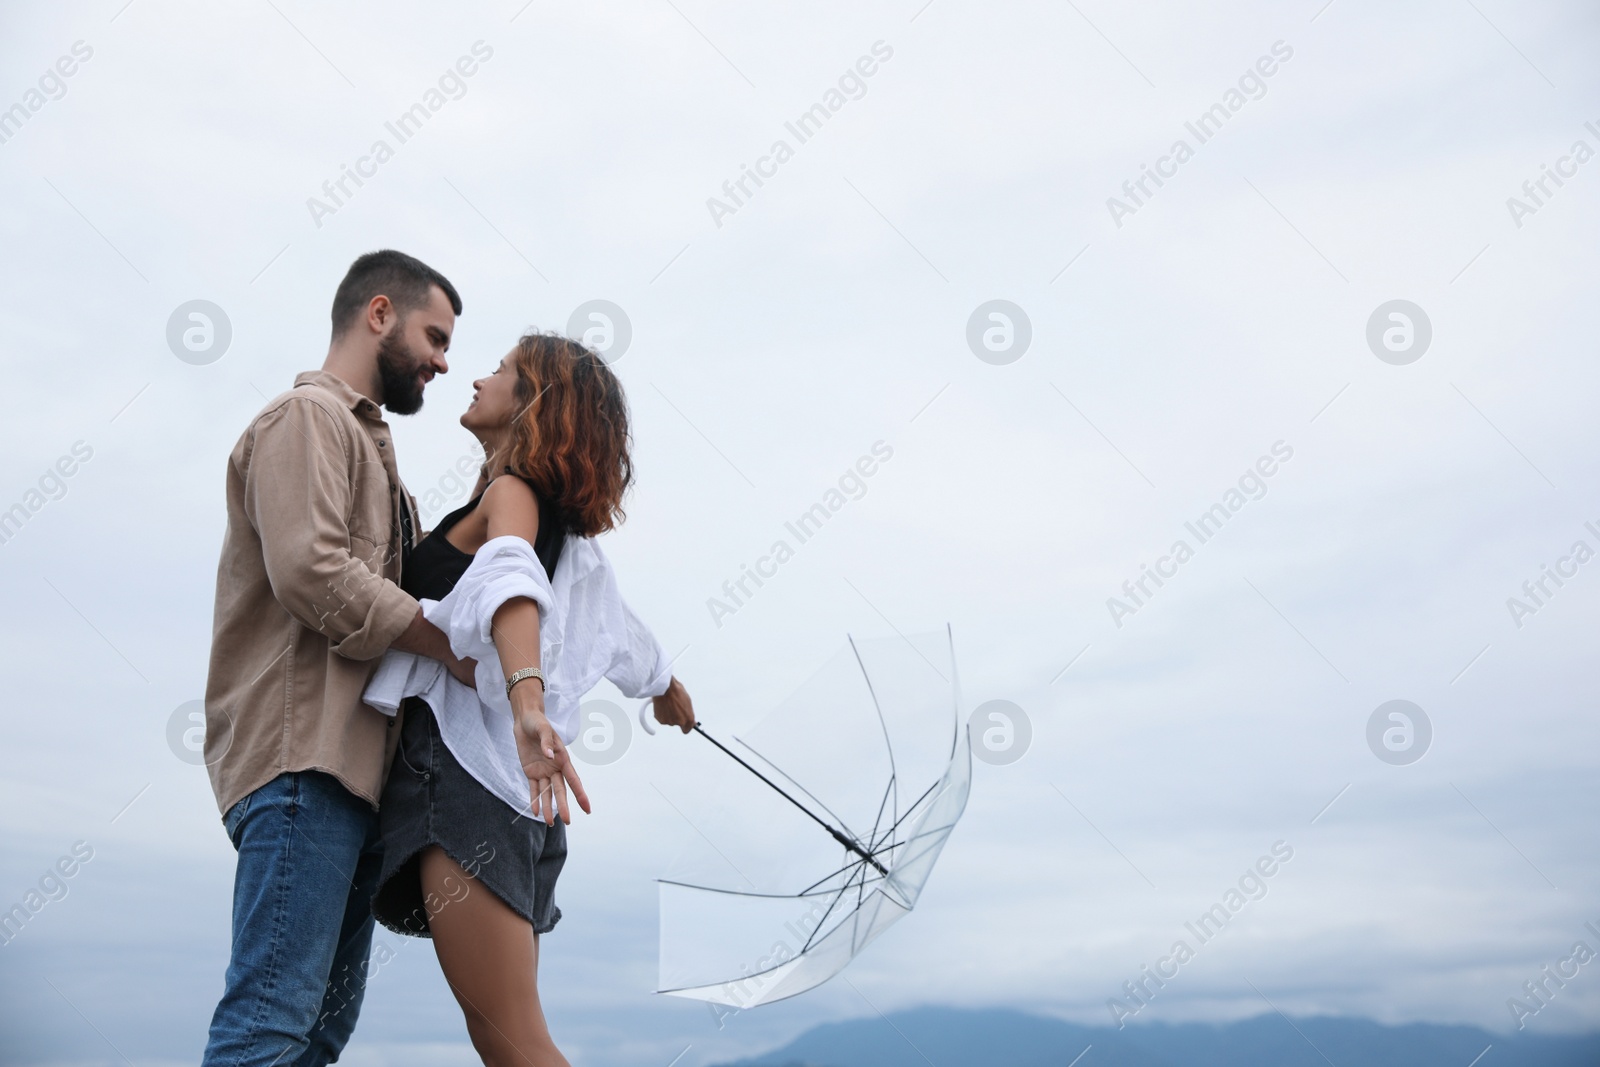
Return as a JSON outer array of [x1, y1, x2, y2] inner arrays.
[[638, 699, 657, 736]]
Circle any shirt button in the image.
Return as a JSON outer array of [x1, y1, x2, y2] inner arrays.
[[378, 440, 387, 448]]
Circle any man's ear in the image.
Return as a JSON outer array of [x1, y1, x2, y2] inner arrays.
[[366, 294, 395, 334]]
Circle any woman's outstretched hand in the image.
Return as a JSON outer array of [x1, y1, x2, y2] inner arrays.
[[514, 707, 591, 824], [653, 676, 695, 734]]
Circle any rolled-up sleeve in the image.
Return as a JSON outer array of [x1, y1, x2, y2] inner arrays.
[[242, 398, 419, 661]]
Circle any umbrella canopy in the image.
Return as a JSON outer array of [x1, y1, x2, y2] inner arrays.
[[655, 627, 972, 1009]]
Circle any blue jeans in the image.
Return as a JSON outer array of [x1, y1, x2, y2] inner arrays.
[[202, 771, 384, 1067]]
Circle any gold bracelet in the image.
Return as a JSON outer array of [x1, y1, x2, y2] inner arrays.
[[505, 666, 545, 699]]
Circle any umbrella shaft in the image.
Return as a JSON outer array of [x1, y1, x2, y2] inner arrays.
[[693, 724, 888, 877]]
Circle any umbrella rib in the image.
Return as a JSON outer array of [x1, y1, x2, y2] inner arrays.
[[871, 778, 943, 849], [799, 877, 856, 955], [873, 786, 966, 859], [848, 852, 879, 953], [656, 877, 872, 900], [867, 773, 894, 855], [848, 635, 900, 829], [654, 849, 896, 899], [854, 848, 869, 915], [655, 874, 897, 1000], [805, 853, 882, 957], [799, 856, 880, 897]]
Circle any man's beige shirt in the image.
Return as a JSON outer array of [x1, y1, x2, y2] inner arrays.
[[205, 370, 421, 815]]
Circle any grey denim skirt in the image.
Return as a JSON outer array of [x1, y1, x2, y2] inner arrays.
[[372, 697, 566, 937]]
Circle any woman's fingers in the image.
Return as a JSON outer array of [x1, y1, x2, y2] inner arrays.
[[562, 759, 591, 815], [553, 775, 571, 824], [545, 734, 590, 816]]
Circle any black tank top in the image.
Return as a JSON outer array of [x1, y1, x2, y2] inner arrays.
[[402, 477, 568, 602]]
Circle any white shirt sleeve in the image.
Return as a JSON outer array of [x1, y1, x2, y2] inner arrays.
[[605, 593, 673, 699], [574, 539, 671, 699]]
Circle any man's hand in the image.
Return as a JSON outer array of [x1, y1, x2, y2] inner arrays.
[[514, 706, 590, 824], [653, 676, 695, 734], [395, 609, 476, 689]]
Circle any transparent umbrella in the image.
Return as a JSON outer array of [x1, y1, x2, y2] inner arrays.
[[648, 626, 972, 1009]]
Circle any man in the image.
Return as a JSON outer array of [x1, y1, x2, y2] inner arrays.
[[202, 250, 475, 1065]]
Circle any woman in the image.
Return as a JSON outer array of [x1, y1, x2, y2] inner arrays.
[[366, 331, 695, 1066]]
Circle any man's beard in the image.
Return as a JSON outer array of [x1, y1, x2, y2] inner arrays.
[[376, 325, 426, 415]]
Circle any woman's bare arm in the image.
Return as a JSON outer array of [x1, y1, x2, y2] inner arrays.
[[479, 476, 590, 823]]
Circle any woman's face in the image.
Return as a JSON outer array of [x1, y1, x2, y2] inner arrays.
[[461, 348, 521, 435]]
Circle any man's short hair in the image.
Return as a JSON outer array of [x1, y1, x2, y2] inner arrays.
[[330, 250, 462, 338]]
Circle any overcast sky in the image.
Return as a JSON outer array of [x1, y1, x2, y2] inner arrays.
[[3, 1, 1599, 1064]]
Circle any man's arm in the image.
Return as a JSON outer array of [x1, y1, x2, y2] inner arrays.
[[392, 608, 476, 686], [242, 397, 418, 661]]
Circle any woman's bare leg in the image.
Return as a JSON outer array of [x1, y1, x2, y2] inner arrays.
[[420, 845, 570, 1067]]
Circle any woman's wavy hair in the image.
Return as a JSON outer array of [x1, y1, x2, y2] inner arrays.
[[495, 331, 633, 537]]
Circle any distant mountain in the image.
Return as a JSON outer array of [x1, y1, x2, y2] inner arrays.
[[712, 1006, 1600, 1067]]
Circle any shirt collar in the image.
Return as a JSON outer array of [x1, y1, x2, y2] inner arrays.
[[294, 370, 386, 423]]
